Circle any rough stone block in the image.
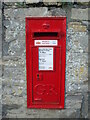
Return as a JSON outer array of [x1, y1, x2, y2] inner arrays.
[[2, 65, 26, 98], [3, 28, 26, 56], [21, 109, 81, 118], [0, 65, 2, 77], [2, 95, 25, 106], [88, 66, 90, 79], [3, 0, 25, 2], [66, 53, 88, 92], [0, 78, 2, 92], [4, 7, 50, 57], [67, 52, 88, 64], [3, 104, 81, 118], [7, 38, 25, 57], [68, 22, 87, 32], [26, 0, 41, 3], [43, 0, 74, 2], [89, 36, 90, 53], [3, 66, 26, 80], [0, 48, 2, 59], [0, 1, 2, 9], [2, 104, 22, 118], [2, 56, 25, 67], [0, 77, 2, 119], [76, 0, 90, 2], [71, 8, 89, 21], [4, 8, 49, 21], [88, 54, 90, 67], [81, 21, 90, 27], [49, 8, 66, 16], [0, 11, 2, 20], [5, 29, 25, 43], [66, 94, 82, 109], [0, 49, 2, 59], [67, 29, 88, 53], [0, 9, 2, 59], [81, 93, 88, 118], [2, 84, 26, 97]]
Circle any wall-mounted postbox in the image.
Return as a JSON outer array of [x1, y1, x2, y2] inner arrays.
[[26, 17, 66, 109]]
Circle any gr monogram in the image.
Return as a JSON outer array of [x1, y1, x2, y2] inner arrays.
[[34, 84, 57, 95]]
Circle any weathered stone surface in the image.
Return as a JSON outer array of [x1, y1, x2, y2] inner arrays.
[[89, 54, 90, 67], [88, 92, 90, 118], [43, 0, 74, 2], [2, 65, 26, 102], [8, 39, 25, 56], [0, 5, 2, 114], [2, 41, 9, 56], [3, 7, 50, 57], [68, 22, 87, 32], [44, 2, 58, 6], [2, 3, 89, 119], [2, 79, 26, 95], [0, 11, 1, 18], [81, 93, 88, 118], [76, 0, 90, 2], [0, 104, 2, 119], [3, 20, 25, 56], [82, 21, 90, 30], [8, 109, 80, 118], [2, 93, 25, 105], [67, 29, 88, 53], [5, 30, 25, 43], [2, 57, 25, 67], [0, 9, 2, 59], [77, 2, 89, 6], [2, 104, 21, 118], [43, 0, 61, 2], [49, 8, 66, 16], [0, 1, 2, 10], [3, 0, 25, 2], [71, 8, 89, 20], [3, 0, 89, 3], [2, 94, 83, 118], [0, 77, 2, 119], [0, 65, 2, 77], [3, 66, 26, 80], [66, 94, 82, 109], [0, 37, 2, 58], [66, 52, 88, 92], [0, 9, 2, 119], [4, 7, 49, 20], [88, 67, 90, 87], [67, 52, 88, 64], [26, 0, 41, 3], [43, 1, 62, 6]]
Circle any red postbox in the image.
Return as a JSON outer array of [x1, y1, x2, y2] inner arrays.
[[26, 17, 66, 109]]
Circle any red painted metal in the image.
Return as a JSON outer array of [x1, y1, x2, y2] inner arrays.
[[26, 17, 66, 109]]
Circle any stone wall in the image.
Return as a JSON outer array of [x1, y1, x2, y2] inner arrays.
[[0, 1, 2, 119], [0, 1, 89, 119]]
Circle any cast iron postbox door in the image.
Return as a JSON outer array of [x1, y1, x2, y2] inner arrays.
[[32, 47, 61, 104], [26, 17, 66, 109]]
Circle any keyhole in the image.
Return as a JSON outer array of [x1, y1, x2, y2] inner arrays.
[[37, 74, 39, 79]]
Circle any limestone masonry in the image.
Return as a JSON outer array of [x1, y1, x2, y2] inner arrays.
[[0, 1, 89, 118]]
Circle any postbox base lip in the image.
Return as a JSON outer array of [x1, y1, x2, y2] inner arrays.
[[27, 105, 64, 109]]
